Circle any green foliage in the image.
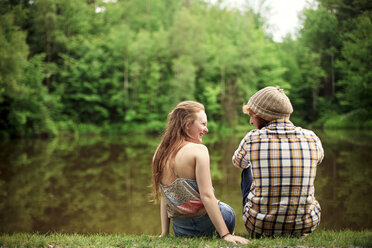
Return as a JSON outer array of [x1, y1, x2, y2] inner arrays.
[[336, 12, 372, 112], [0, 9, 57, 138], [282, 2, 371, 126], [7, 54, 58, 137], [0, 0, 371, 137], [0, 11, 28, 102]]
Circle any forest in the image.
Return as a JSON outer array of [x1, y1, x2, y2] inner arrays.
[[0, 0, 371, 138]]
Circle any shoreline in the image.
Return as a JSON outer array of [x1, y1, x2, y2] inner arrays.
[[1, 230, 371, 247]]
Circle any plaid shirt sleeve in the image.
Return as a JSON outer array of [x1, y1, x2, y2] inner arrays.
[[315, 134, 324, 165], [232, 131, 255, 169]]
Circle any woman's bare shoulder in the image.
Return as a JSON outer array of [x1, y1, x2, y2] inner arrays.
[[183, 142, 208, 154]]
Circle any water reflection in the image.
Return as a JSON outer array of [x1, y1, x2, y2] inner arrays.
[[314, 129, 372, 230], [0, 130, 371, 235]]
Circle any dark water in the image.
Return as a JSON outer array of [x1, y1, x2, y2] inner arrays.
[[1, 129, 371, 235]]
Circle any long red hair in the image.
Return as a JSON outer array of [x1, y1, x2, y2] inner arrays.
[[152, 101, 205, 202]]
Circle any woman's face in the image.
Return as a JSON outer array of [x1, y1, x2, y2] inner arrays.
[[187, 110, 208, 143]]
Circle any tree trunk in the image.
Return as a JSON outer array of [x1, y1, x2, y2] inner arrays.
[[225, 78, 238, 127], [124, 55, 129, 107], [331, 53, 335, 96], [45, 28, 51, 89], [146, 0, 151, 30], [220, 67, 225, 98], [65, 25, 71, 71], [312, 78, 318, 117], [184, 0, 191, 8]]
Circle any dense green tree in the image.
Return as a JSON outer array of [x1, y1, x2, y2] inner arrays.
[[336, 12, 372, 113], [0, 12, 28, 102], [59, 35, 109, 124], [284, 1, 371, 125], [0, 0, 371, 137], [300, 7, 339, 97], [8, 54, 58, 136], [0, 9, 57, 138], [291, 7, 339, 122]]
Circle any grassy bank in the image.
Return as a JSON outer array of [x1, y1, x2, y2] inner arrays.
[[0, 230, 371, 248]]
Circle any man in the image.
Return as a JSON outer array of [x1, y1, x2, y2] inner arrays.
[[232, 86, 324, 237]]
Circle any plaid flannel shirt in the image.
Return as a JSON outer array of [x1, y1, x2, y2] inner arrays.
[[233, 120, 324, 236]]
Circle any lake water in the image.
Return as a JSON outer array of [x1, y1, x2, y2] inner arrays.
[[1, 129, 371, 235]]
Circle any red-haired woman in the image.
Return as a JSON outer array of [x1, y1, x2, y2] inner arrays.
[[152, 101, 249, 245]]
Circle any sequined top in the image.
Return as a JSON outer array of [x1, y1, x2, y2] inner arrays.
[[160, 169, 204, 218]]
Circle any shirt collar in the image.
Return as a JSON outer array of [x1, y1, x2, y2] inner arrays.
[[266, 119, 293, 128]]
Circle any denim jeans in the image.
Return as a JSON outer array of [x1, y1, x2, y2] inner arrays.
[[241, 168, 253, 207], [172, 202, 235, 236]]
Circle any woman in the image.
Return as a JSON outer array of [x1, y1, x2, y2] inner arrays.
[[152, 101, 249, 245]]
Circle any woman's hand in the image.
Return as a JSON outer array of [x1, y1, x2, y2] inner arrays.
[[222, 234, 250, 245], [158, 232, 168, 238]]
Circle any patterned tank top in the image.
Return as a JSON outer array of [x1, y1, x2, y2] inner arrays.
[[160, 169, 204, 218]]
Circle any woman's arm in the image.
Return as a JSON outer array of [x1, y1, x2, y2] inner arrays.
[[159, 194, 170, 237], [195, 144, 229, 236], [194, 144, 249, 245]]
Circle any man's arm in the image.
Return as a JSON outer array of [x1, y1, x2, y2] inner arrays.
[[232, 136, 251, 169], [315, 135, 324, 165]]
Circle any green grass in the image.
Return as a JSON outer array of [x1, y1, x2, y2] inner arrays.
[[0, 230, 371, 248]]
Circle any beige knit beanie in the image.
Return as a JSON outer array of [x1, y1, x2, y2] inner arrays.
[[244, 86, 293, 121]]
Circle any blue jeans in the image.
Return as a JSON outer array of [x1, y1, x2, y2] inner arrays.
[[241, 168, 253, 207], [172, 202, 235, 236]]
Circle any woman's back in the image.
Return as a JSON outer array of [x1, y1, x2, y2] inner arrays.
[[160, 143, 207, 218], [161, 142, 204, 185]]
